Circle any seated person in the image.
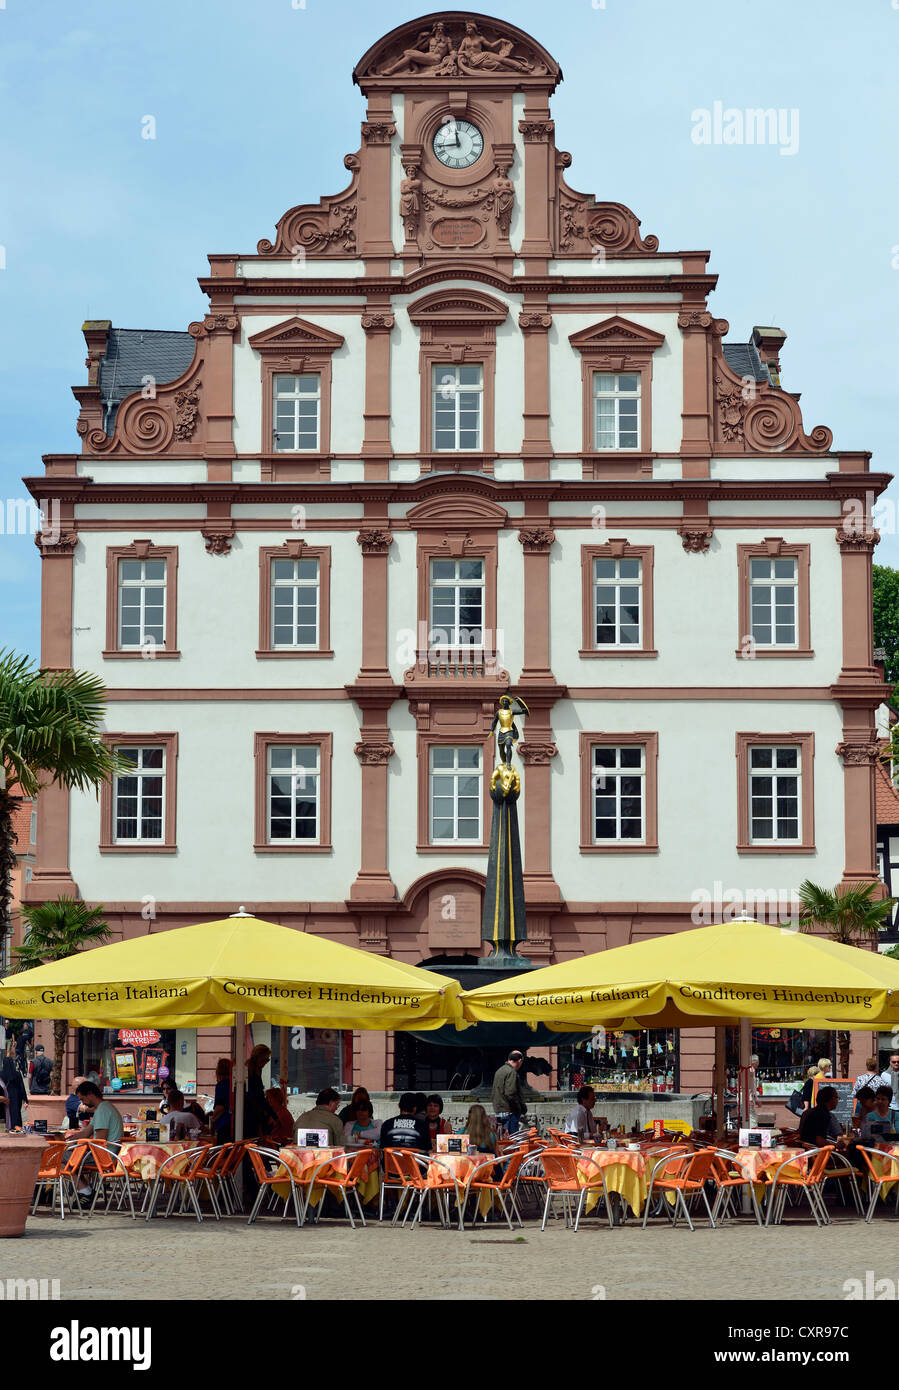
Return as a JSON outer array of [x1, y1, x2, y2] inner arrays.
[[424, 1094, 453, 1149], [798, 1085, 843, 1151], [564, 1085, 598, 1144], [164, 1090, 204, 1143], [344, 1100, 380, 1148], [74, 1081, 124, 1154], [264, 1087, 295, 1145], [465, 1104, 497, 1154], [859, 1086, 896, 1143], [294, 1087, 345, 1147], [379, 1092, 430, 1152], [65, 1075, 88, 1130]]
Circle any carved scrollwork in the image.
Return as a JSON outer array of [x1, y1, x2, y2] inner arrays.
[[189, 314, 239, 339], [677, 525, 714, 553], [518, 121, 555, 142], [357, 528, 393, 553], [835, 526, 880, 552], [518, 312, 552, 332], [115, 398, 175, 454], [558, 194, 658, 256], [519, 742, 558, 765], [201, 529, 233, 556], [173, 385, 201, 441], [361, 121, 396, 144], [354, 741, 395, 765], [517, 527, 556, 552], [835, 741, 881, 766], [257, 164, 359, 258], [361, 313, 396, 333], [34, 530, 78, 555]]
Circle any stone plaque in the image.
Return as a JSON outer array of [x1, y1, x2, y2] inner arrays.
[[431, 217, 484, 248], [428, 879, 482, 949]]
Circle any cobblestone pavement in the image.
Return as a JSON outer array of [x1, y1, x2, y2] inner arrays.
[[2, 1208, 895, 1300]]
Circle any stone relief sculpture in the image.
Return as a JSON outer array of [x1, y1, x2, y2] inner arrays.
[[374, 19, 541, 79], [380, 21, 452, 76]]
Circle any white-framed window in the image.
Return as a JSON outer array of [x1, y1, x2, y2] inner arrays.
[[749, 556, 798, 647], [594, 556, 642, 647], [592, 745, 645, 843], [29, 809, 37, 845], [749, 745, 801, 844], [593, 372, 640, 450], [273, 373, 321, 452], [429, 746, 482, 844], [118, 559, 166, 649], [113, 746, 165, 843], [429, 558, 484, 647], [271, 557, 320, 648], [432, 364, 483, 450], [268, 744, 320, 843]]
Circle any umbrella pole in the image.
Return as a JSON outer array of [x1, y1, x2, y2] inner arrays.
[[234, 1011, 246, 1139], [279, 1025, 289, 1099], [714, 1026, 726, 1146]]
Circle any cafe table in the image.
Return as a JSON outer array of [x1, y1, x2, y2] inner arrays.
[[426, 1151, 499, 1220], [276, 1146, 380, 1211], [575, 1145, 687, 1219], [118, 1140, 194, 1183], [863, 1143, 899, 1202]]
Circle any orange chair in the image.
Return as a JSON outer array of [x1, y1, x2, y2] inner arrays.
[[305, 1148, 374, 1229], [461, 1149, 525, 1231], [547, 1127, 580, 1148], [708, 1150, 763, 1227], [540, 1148, 607, 1232], [85, 1142, 136, 1220], [244, 1144, 305, 1227], [765, 1146, 833, 1227], [380, 1149, 433, 1227], [145, 1144, 212, 1224], [189, 1143, 232, 1219], [852, 1146, 899, 1223], [30, 1141, 67, 1215], [642, 1147, 717, 1230], [217, 1139, 251, 1214]]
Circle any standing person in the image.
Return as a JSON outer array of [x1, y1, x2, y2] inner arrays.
[[29, 1044, 53, 1095], [491, 1050, 527, 1136], [209, 1058, 233, 1143], [0, 1045, 27, 1130], [879, 1052, 899, 1131], [243, 1044, 278, 1139], [852, 1055, 882, 1098]]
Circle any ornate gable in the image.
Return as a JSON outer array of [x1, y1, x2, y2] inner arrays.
[[569, 317, 666, 356], [353, 13, 561, 89], [248, 318, 345, 356]]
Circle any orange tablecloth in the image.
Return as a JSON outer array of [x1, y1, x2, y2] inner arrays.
[[428, 1152, 498, 1218], [277, 1146, 380, 1208], [118, 1141, 193, 1182], [576, 1146, 682, 1217], [730, 1147, 807, 1182]]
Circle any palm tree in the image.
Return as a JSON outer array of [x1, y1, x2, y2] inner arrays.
[[798, 879, 897, 1076], [0, 648, 121, 949], [15, 898, 111, 1093]]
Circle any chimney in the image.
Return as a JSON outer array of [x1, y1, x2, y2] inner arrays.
[[752, 325, 787, 387], [72, 320, 111, 444]]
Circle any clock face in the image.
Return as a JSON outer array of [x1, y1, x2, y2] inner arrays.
[[433, 119, 485, 169]]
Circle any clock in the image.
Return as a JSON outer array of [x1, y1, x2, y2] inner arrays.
[[432, 118, 485, 169]]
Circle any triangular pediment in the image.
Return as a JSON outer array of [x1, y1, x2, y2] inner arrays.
[[569, 316, 666, 353], [249, 317, 345, 354]]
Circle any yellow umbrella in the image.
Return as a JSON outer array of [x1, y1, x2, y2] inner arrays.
[[460, 918, 899, 1029], [0, 910, 462, 1031]]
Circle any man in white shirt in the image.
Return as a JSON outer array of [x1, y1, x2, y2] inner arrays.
[[564, 1085, 598, 1143], [879, 1053, 899, 1127], [165, 1090, 203, 1143]]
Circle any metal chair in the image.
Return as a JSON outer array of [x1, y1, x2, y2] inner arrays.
[[245, 1144, 305, 1227], [460, 1149, 525, 1231], [765, 1146, 833, 1227], [642, 1147, 717, 1231], [852, 1146, 899, 1223], [85, 1142, 136, 1220]]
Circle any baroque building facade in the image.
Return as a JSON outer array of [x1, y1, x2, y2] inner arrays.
[[26, 13, 888, 1097]]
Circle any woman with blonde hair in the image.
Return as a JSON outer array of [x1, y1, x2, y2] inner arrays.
[[465, 1103, 497, 1153]]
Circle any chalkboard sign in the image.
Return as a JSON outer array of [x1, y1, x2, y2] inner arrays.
[[812, 1077, 855, 1129]]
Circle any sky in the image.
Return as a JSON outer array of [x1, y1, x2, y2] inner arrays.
[[1, 0, 898, 662]]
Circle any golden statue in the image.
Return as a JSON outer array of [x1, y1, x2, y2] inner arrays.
[[488, 694, 530, 768]]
